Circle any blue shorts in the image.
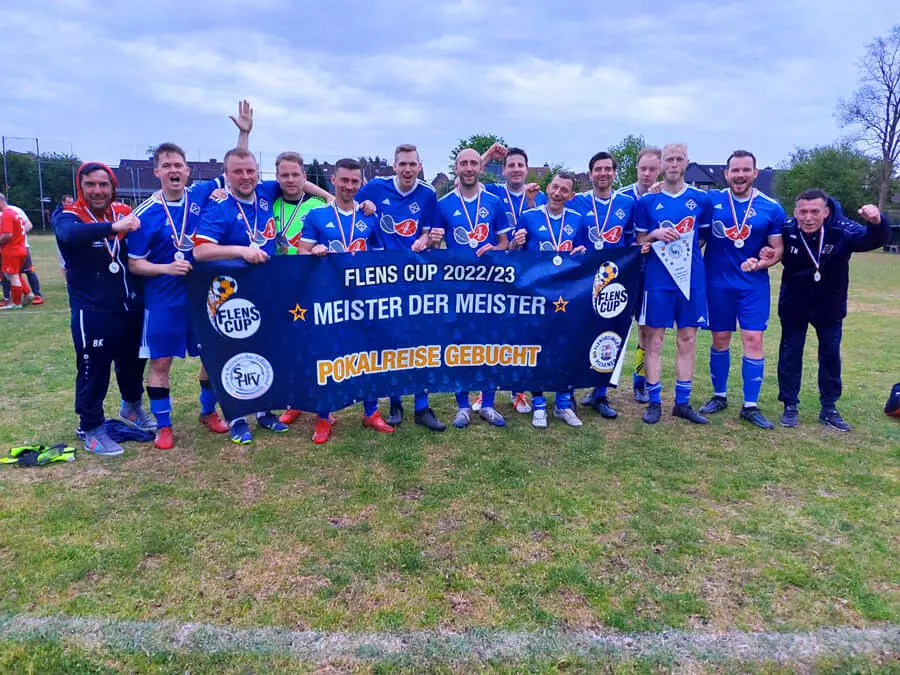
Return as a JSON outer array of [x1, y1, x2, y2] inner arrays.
[[706, 286, 770, 332], [639, 288, 708, 329], [139, 307, 200, 360]]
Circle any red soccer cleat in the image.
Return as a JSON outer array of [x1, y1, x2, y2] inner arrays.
[[0, 300, 9, 309], [31, 296, 44, 306], [313, 419, 332, 444], [199, 411, 229, 434], [362, 411, 394, 433], [154, 426, 174, 450], [279, 409, 302, 425]]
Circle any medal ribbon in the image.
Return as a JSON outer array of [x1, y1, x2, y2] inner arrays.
[[83, 207, 120, 263], [799, 228, 825, 278], [456, 186, 483, 236], [504, 185, 525, 225], [231, 191, 259, 243], [543, 206, 567, 251], [331, 202, 358, 250], [591, 193, 614, 242], [279, 195, 306, 238], [726, 188, 756, 242], [157, 190, 190, 246]]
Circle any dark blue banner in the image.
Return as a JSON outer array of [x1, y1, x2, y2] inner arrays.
[[186, 248, 641, 420]]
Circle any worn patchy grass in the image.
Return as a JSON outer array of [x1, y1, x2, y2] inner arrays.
[[1, 238, 899, 668]]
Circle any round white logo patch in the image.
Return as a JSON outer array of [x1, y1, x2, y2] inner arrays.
[[214, 298, 261, 339], [589, 331, 622, 373], [593, 282, 628, 319], [220, 352, 274, 400]]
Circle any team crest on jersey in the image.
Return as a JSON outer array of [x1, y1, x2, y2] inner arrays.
[[685, 199, 697, 211], [190, 203, 201, 216], [355, 221, 367, 233], [478, 206, 489, 219], [563, 224, 573, 235], [615, 208, 625, 220], [260, 199, 268, 211], [409, 202, 420, 214]]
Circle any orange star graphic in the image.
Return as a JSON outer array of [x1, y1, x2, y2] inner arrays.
[[553, 296, 568, 312], [289, 304, 307, 321]]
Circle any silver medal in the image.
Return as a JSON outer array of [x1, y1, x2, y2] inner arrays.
[[814, 271, 821, 282], [174, 251, 185, 261], [734, 239, 744, 249], [469, 239, 478, 249], [552, 255, 563, 266], [108, 262, 120, 274], [595, 241, 604, 251]]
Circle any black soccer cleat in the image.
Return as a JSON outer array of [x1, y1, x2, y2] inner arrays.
[[387, 402, 404, 427], [633, 384, 649, 404], [593, 397, 618, 419], [739, 406, 774, 430], [672, 403, 708, 424], [642, 401, 662, 424], [414, 407, 446, 431], [699, 395, 728, 415]]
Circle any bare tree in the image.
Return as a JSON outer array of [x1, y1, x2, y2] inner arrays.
[[837, 25, 900, 211]]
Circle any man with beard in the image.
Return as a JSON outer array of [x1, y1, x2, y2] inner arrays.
[[510, 172, 586, 429], [53, 163, 152, 456], [437, 148, 511, 429], [297, 158, 396, 444], [777, 189, 888, 431], [353, 143, 446, 431], [569, 151, 636, 419], [635, 143, 712, 425], [194, 143, 288, 444], [698, 150, 785, 429]]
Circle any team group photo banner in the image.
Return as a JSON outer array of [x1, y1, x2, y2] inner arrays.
[[186, 248, 642, 420]]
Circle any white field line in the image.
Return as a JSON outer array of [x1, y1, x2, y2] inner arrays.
[[1, 614, 899, 664]]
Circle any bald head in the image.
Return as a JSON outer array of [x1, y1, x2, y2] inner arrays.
[[455, 148, 482, 190]]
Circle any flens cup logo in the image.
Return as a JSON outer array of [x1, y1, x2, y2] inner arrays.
[[206, 275, 261, 339], [221, 352, 274, 400], [591, 261, 628, 319], [589, 331, 622, 373]]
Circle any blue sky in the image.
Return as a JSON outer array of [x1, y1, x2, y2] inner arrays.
[[2, 0, 898, 180]]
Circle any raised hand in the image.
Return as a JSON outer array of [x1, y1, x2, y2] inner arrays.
[[229, 99, 253, 134], [112, 213, 140, 233], [858, 204, 881, 224]]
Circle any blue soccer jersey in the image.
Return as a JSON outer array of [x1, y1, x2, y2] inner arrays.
[[438, 186, 511, 252], [515, 206, 585, 252], [636, 186, 712, 292], [484, 183, 547, 231], [196, 181, 281, 256], [357, 176, 437, 250], [568, 191, 636, 250], [706, 188, 785, 291], [128, 178, 222, 309], [300, 202, 379, 252]]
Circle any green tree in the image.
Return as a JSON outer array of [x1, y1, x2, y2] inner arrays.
[[537, 163, 572, 191], [774, 143, 879, 215], [836, 24, 900, 211], [1, 151, 79, 228], [607, 134, 647, 189], [448, 133, 506, 177], [306, 158, 329, 191]]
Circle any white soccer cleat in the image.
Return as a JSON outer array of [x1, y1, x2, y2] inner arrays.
[[511, 392, 532, 414], [471, 393, 483, 412], [532, 409, 548, 429], [554, 408, 583, 427]]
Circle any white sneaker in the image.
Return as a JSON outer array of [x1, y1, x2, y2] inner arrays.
[[471, 393, 483, 412], [511, 392, 532, 414], [554, 408, 583, 427], [479, 406, 506, 427], [0, 303, 22, 310], [532, 409, 547, 428], [453, 408, 472, 428]]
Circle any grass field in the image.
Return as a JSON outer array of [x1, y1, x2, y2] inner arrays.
[[1, 236, 899, 672]]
